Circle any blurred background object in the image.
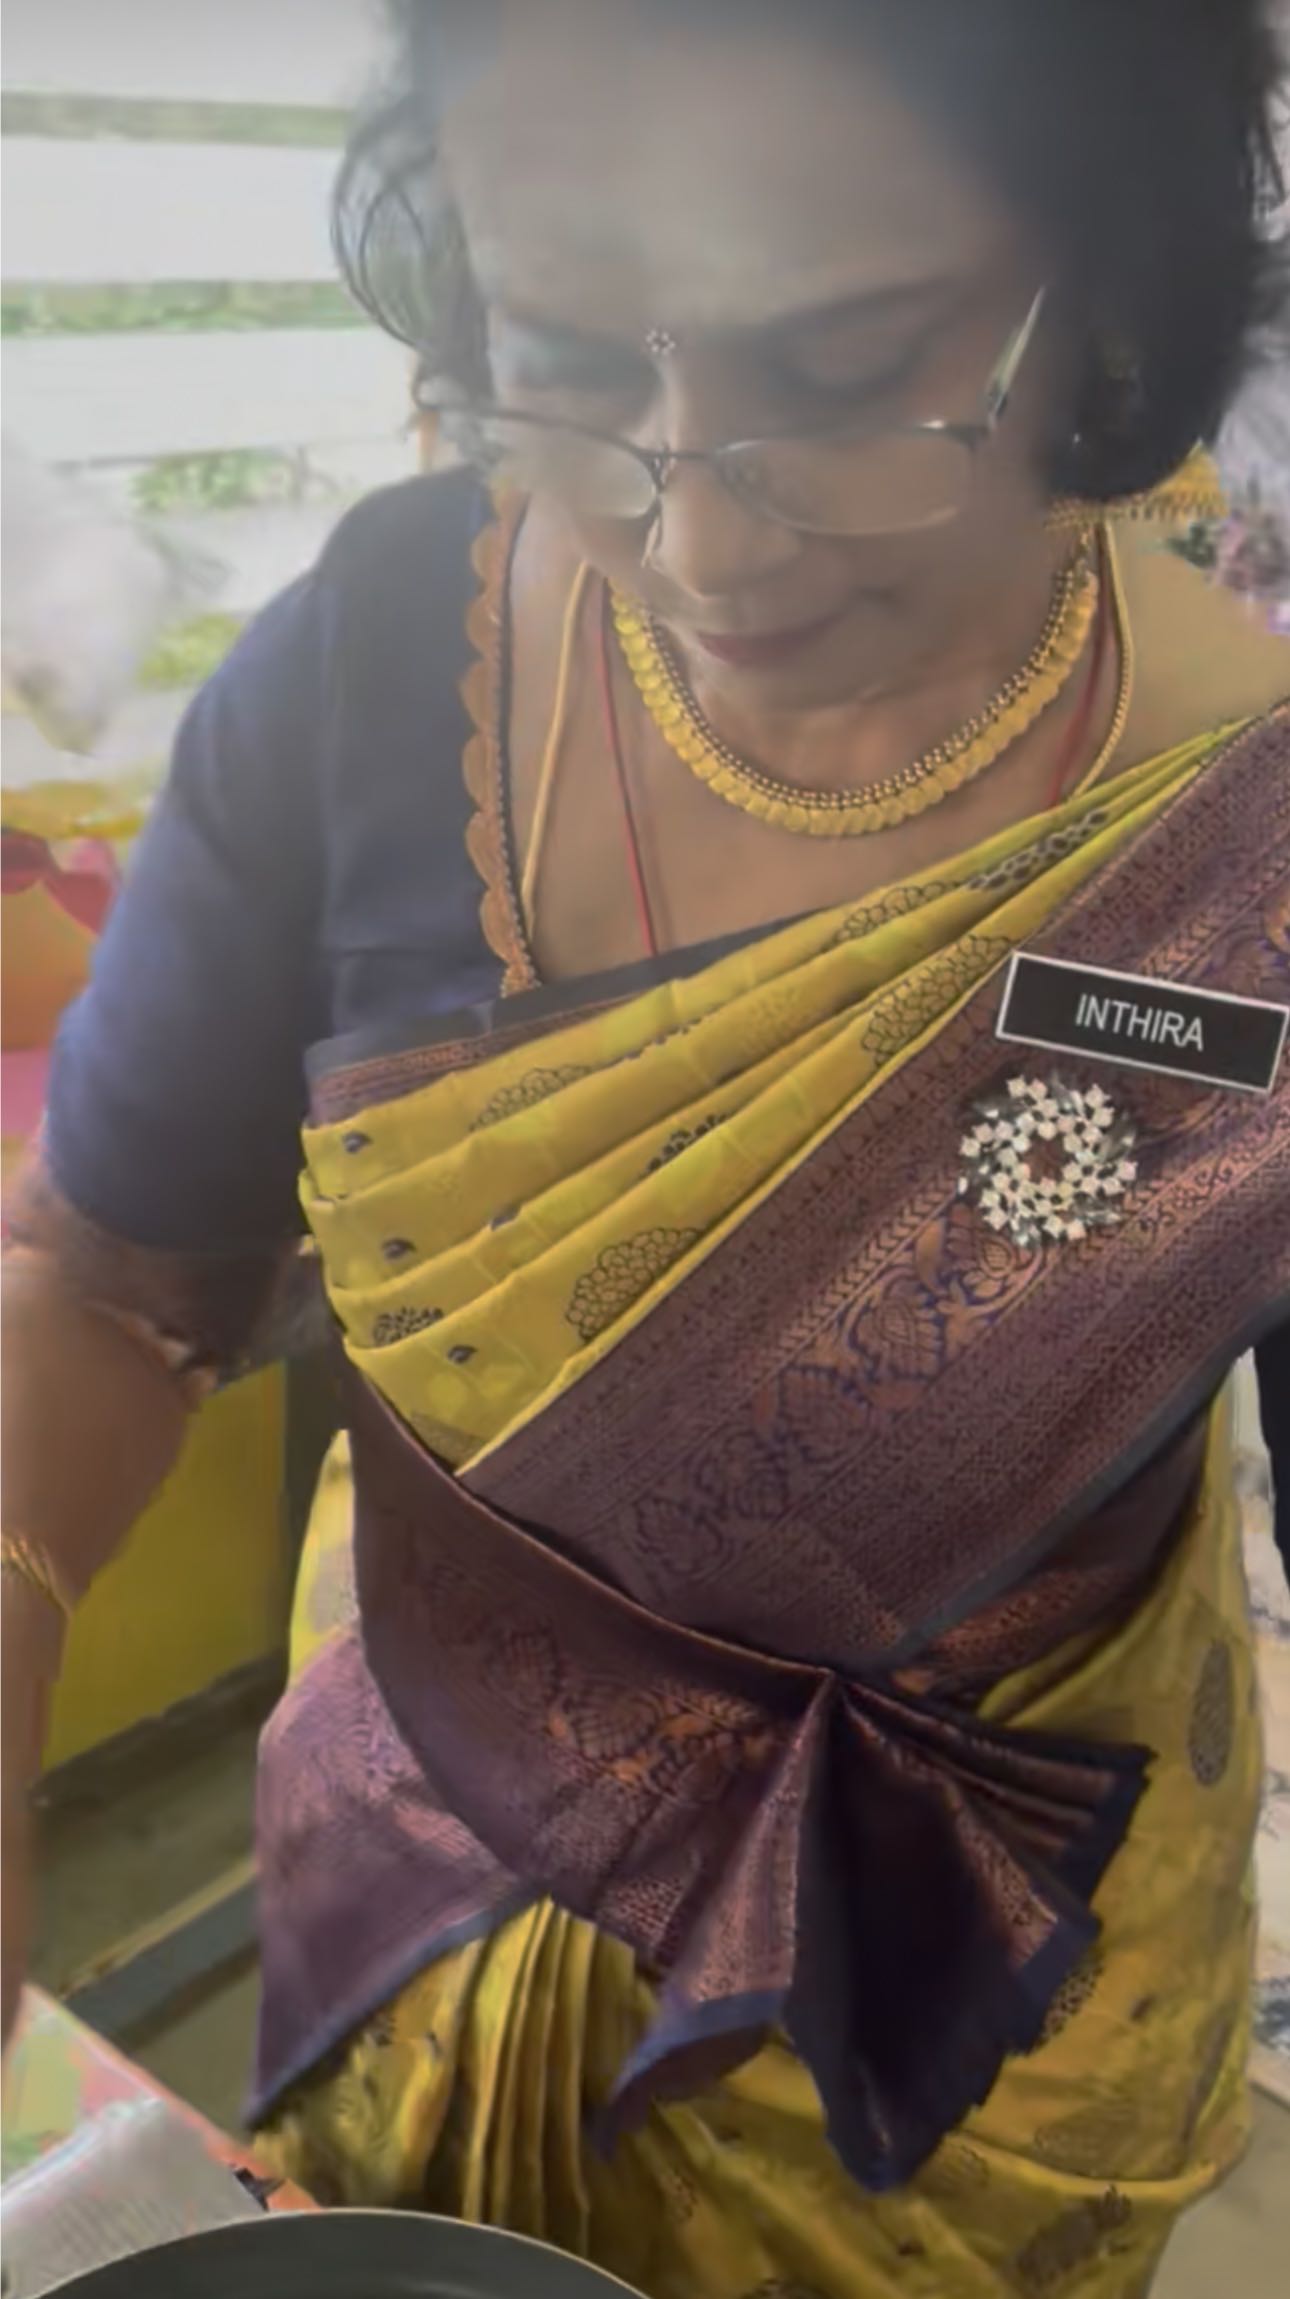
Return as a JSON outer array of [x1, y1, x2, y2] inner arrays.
[[1213, 24, 1290, 624], [2, 0, 412, 864], [2, 435, 222, 756], [0, 0, 408, 1785]]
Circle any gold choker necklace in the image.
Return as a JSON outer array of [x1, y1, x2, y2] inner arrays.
[[611, 527, 1102, 838]]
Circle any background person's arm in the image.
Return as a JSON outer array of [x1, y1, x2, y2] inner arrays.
[[1, 1259, 193, 2038], [0, 569, 331, 2041]]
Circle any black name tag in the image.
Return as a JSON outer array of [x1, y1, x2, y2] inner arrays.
[[997, 953, 1288, 1095]]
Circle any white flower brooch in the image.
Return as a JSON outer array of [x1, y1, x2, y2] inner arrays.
[[957, 1075, 1138, 1248]]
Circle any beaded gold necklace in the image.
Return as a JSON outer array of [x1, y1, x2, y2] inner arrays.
[[611, 527, 1102, 838]]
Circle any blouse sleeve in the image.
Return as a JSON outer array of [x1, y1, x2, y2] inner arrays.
[[8, 569, 332, 1373]]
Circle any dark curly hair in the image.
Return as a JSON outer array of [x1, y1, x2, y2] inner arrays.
[[333, 0, 1288, 501]]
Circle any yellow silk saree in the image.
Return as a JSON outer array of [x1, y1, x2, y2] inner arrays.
[[252, 705, 1290, 2296]]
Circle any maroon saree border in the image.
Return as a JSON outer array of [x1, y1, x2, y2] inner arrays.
[[467, 710, 1290, 1667], [255, 1364, 1149, 2190]]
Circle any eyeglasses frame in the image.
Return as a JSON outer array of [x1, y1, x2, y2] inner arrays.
[[429, 286, 1048, 537]]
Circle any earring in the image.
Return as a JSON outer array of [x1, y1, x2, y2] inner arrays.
[[644, 326, 678, 360], [1046, 327, 1146, 525], [1101, 335, 1141, 385]]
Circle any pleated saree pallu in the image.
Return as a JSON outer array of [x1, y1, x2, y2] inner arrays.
[[255, 711, 1290, 2228]]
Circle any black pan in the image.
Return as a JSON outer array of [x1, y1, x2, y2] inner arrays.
[[46, 2213, 645, 2298]]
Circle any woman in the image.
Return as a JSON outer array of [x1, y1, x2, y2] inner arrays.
[[4, 3, 1290, 2291]]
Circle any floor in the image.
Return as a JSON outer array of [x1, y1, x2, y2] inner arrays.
[[30, 1719, 1290, 2294], [31, 1717, 264, 2128], [1157, 2097, 1290, 2299]]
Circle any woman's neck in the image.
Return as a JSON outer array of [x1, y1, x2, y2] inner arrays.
[[673, 523, 1079, 797]]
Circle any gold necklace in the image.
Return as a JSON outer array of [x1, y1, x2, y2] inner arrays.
[[611, 528, 1101, 838], [1047, 445, 1226, 534]]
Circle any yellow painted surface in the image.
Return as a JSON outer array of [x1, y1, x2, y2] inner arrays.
[[2, 881, 98, 1050], [45, 1368, 290, 1768], [4, 813, 289, 1763]]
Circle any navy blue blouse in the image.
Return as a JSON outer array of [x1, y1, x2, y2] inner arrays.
[[45, 470, 503, 1257], [38, 469, 1290, 1560]]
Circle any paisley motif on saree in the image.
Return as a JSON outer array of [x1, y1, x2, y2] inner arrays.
[[254, 708, 1290, 2191]]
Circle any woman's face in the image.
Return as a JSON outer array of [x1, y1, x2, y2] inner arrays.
[[441, 0, 1061, 708]]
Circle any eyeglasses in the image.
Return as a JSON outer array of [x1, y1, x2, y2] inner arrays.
[[432, 288, 1046, 539]]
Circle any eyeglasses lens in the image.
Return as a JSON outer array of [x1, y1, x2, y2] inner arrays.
[[728, 429, 975, 536], [445, 413, 976, 536], [444, 414, 656, 519]]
